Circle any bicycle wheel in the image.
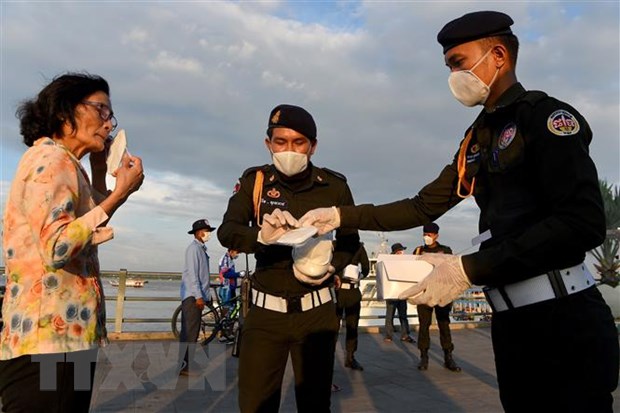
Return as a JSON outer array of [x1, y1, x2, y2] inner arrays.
[[172, 302, 221, 341], [199, 303, 221, 345], [219, 300, 241, 341], [171, 304, 183, 338]]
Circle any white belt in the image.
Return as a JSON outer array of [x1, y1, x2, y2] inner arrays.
[[339, 282, 358, 290], [483, 263, 595, 313], [251, 287, 335, 313]]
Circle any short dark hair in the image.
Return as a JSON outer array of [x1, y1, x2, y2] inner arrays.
[[16, 72, 110, 146], [483, 34, 520, 66]]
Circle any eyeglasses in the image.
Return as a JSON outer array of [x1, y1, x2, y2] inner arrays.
[[82, 101, 118, 131]]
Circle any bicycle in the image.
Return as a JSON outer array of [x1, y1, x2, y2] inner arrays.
[[171, 283, 241, 345]]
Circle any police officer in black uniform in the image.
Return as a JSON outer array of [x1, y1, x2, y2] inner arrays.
[[335, 241, 370, 371], [217, 104, 360, 413], [300, 11, 619, 413], [412, 222, 460, 372]]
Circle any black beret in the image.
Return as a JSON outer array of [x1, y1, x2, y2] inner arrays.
[[423, 222, 440, 233], [437, 11, 514, 53], [391, 243, 407, 253], [267, 104, 317, 141]]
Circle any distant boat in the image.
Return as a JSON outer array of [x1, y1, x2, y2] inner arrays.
[[109, 279, 148, 288]]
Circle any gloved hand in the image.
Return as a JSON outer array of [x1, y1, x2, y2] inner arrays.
[[398, 254, 472, 307], [298, 206, 341, 235], [292, 233, 334, 285], [293, 264, 335, 286], [257, 209, 299, 245]]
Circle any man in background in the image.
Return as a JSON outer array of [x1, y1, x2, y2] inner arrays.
[[179, 219, 215, 376], [219, 248, 242, 305], [413, 223, 460, 372], [384, 243, 415, 344], [335, 242, 370, 371]]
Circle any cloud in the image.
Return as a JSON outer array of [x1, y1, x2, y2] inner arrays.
[[1, 1, 618, 272]]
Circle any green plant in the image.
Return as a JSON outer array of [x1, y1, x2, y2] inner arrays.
[[589, 180, 620, 288]]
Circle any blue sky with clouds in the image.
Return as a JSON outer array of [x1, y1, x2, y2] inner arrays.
[[1, 1, 618, 273]]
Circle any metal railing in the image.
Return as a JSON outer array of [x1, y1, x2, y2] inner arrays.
[[1, 267, 493, 339]]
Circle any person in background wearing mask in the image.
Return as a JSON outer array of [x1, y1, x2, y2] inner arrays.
[[179, 219, 215, 376], [384, 243, 416, 344], [218, 248, 242, 305], [300, 11, 618, 412], [217, 104, 360, 412], [412, 223, 460, 372]]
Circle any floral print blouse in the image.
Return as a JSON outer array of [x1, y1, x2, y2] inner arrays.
[[1, 137, 113, 359]]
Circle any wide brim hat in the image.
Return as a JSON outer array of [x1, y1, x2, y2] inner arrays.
[[188, 219, 216, 234]]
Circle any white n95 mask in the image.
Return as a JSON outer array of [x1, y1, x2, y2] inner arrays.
[[448, 48, 498, 107], [272, 151, 308, 177], [423, 235, 434, 246], [292, 233, 333, 285]]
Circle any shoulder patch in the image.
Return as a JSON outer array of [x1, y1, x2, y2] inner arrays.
[[321, 167, 347, 182], [547, 110, 580, 136]]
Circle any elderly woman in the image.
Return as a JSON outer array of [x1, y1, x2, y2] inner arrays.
[[0, 73, 144, 411]]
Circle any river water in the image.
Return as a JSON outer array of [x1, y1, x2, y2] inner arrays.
[[103, 277, 181, 333]]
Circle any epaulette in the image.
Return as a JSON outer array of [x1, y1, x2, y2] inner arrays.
[[518, 90, 548, 106], [242, 164, 270, 178], [321, 167, 347, 182]]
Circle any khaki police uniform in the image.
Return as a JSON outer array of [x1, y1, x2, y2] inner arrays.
[[218, 163, 359, 413], [338, 83, 619, 411]]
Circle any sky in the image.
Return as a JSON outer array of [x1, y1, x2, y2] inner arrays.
[[1, 1, 619, 274]]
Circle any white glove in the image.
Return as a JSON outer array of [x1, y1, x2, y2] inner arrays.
[[293, 265, 335, 286], [257, 209, 299, 245], [298, 206, 341, 235], [398, 254, 472, 307], [292, 233, 334, 285]]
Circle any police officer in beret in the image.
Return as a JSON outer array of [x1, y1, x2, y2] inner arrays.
[[217, 104, 360, 412], [300, 10, 619, 412], [412, 223, 460, 372]]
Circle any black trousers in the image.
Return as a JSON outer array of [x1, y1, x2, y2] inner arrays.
[[179, 296, 202, 369], [0, 349, 97, 413], [238, 302, 339, 413], [385, 299, 410, 339], [492, 287, 619, 413], [335, 287, 362, 356], [416, 303, 454, 352]]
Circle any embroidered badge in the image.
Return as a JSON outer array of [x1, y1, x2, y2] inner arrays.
[[498, 123, 517, 149], [466, 144, 480, 164], [271, 110, 281, 124], [547, 110, 580, 136], [267, 188, 280, 198]]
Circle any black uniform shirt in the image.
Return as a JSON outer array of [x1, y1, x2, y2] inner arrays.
[[218, 163, 360, 296], [414, 242, 453, 255], [340, 83, 605, 287]]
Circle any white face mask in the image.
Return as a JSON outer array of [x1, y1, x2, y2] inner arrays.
[[201, 232, 211, 243], [272, 151, 308, 177], [423, 235, 434, 246], [448, 48, 499, 107]]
